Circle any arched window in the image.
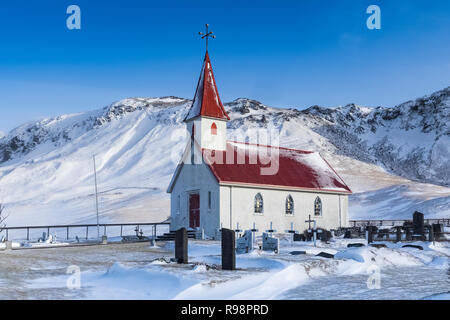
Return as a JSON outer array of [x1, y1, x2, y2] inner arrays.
[[254, 193, 263, 214], [314, 197, 322, 216], [285, 195, 294, 215], [211, 122, 217, 135]]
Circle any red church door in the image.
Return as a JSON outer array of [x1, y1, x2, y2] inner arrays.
[[189, 193, 200, 229]]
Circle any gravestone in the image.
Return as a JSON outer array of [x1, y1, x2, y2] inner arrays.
[[5, 240, 12, 251], [101, 235, 108, 245], [402, 244, 423, 250], [175, 228, 188, 264], [317, 228, 332, 242], [236, 230, 253, 254], [293, 233, 305, 242], [262, 233, 279, 253], [347, 243, 365, 248], [316, 252, 334, 258], [221, 228, 236, 270], [405, 227, 412, 241], [432, 224, 443, 240], [413, 211, 425, 236], [370, 243, 387, 249], [290, 251, 306, 255], [428, 227, 434, 242], [395, 227, 402, 242], [366, 226, 377, 244], [344, 230, 352, 239]]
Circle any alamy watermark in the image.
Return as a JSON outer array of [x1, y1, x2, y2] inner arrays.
[[66, 265, 81, 290], [366, 265, 381, 289], [170, 126, 281, 176], [366, 5, 381, 30], [66, 5, 81, 30]]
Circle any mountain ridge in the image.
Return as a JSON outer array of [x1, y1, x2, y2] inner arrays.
[[0, 87, 448, 186]]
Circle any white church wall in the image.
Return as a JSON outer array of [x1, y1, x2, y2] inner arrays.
[[219, 185, 349, 234], [185, 117, 227, 151], [170, 161, 221, 238]]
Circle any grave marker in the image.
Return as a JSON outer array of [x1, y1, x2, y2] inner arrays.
[[413, 211, 425, 235], [285, 223, 298, 244], [262, 233, 279, 253], [305, 215, 317, 247], [236, 230, 253, 254], [222, 228, 236, 270], [395, 227, 402, 242], [175, 228, 188, 264], [250, 223, 258, 249]]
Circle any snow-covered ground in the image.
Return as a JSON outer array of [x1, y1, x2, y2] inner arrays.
[[1, 239, 448, 300]]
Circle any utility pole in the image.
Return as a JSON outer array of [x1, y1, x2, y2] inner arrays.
[[93, 155, 100, 241]]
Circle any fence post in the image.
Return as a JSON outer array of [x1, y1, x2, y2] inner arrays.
[[86, 226, 89, 240], [120, 225, 123, 237], [27, 228, 29, 241], [104, 225, 106, 236], [67, 227, 69, 240]]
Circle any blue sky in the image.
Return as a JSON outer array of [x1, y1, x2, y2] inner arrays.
[[0, 0, 449, 133]]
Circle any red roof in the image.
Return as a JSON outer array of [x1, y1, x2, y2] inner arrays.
[[185, 51, 230, 121], [202, 141, 352, 194]]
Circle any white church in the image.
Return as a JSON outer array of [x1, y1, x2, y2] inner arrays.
[[167, 51, 352, 239]]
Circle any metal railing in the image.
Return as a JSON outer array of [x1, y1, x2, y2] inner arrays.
[[349, 218, 450, 227], [0, 222, 170, 242]]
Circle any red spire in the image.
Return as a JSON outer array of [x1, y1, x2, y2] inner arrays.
[[185, 52, 230, 121]]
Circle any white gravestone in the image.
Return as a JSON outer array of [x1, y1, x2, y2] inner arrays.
[[262, 233, 279, 254], [236, 230, 253, 254]]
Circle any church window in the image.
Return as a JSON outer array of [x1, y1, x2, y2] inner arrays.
[[285, 195, 294, 215], [254, 193, 263, 214], [211, 122, 217, 135], [314, 197, 322, 216]]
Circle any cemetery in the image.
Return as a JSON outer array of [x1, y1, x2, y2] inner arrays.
[[1, 210, 447, 299]]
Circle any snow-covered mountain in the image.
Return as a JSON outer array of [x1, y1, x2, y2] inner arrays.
[[0, 88, 448, 225]]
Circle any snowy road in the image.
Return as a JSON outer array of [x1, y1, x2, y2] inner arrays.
[[0, 240, 448, 300]]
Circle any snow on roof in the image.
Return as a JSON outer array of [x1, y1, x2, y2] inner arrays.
[[184, 52, 230, 121], [202, 141, 352, 194]]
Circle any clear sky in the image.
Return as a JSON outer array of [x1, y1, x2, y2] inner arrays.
[[0, 0, 449, 133]]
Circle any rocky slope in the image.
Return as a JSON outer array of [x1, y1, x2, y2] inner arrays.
[[0, 87, 448, 224]]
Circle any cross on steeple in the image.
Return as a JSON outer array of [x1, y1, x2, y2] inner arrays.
[[198, 24, 216, 51]]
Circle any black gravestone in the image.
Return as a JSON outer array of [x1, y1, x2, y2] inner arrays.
[[395, 227, 402, 242], [175, 228, 188, 264], [366, 226, 377, 244], [432, 224, 443, 240], [316, 252, 334, 259], [402, 244, 423, 250], [413, 211, 425, 236], [347, 243, 365, 248], [344, 230, 352, 239], [370, 243, 387, 249], [405, 227, 412, 241], [293, 233, 306, 242], [222, 228, 236, 270], [428, 226, 434, 242]]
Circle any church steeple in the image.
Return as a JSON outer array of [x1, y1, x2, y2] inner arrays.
[[184, 51, 230, 122], [184, 25, 229, 152]]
